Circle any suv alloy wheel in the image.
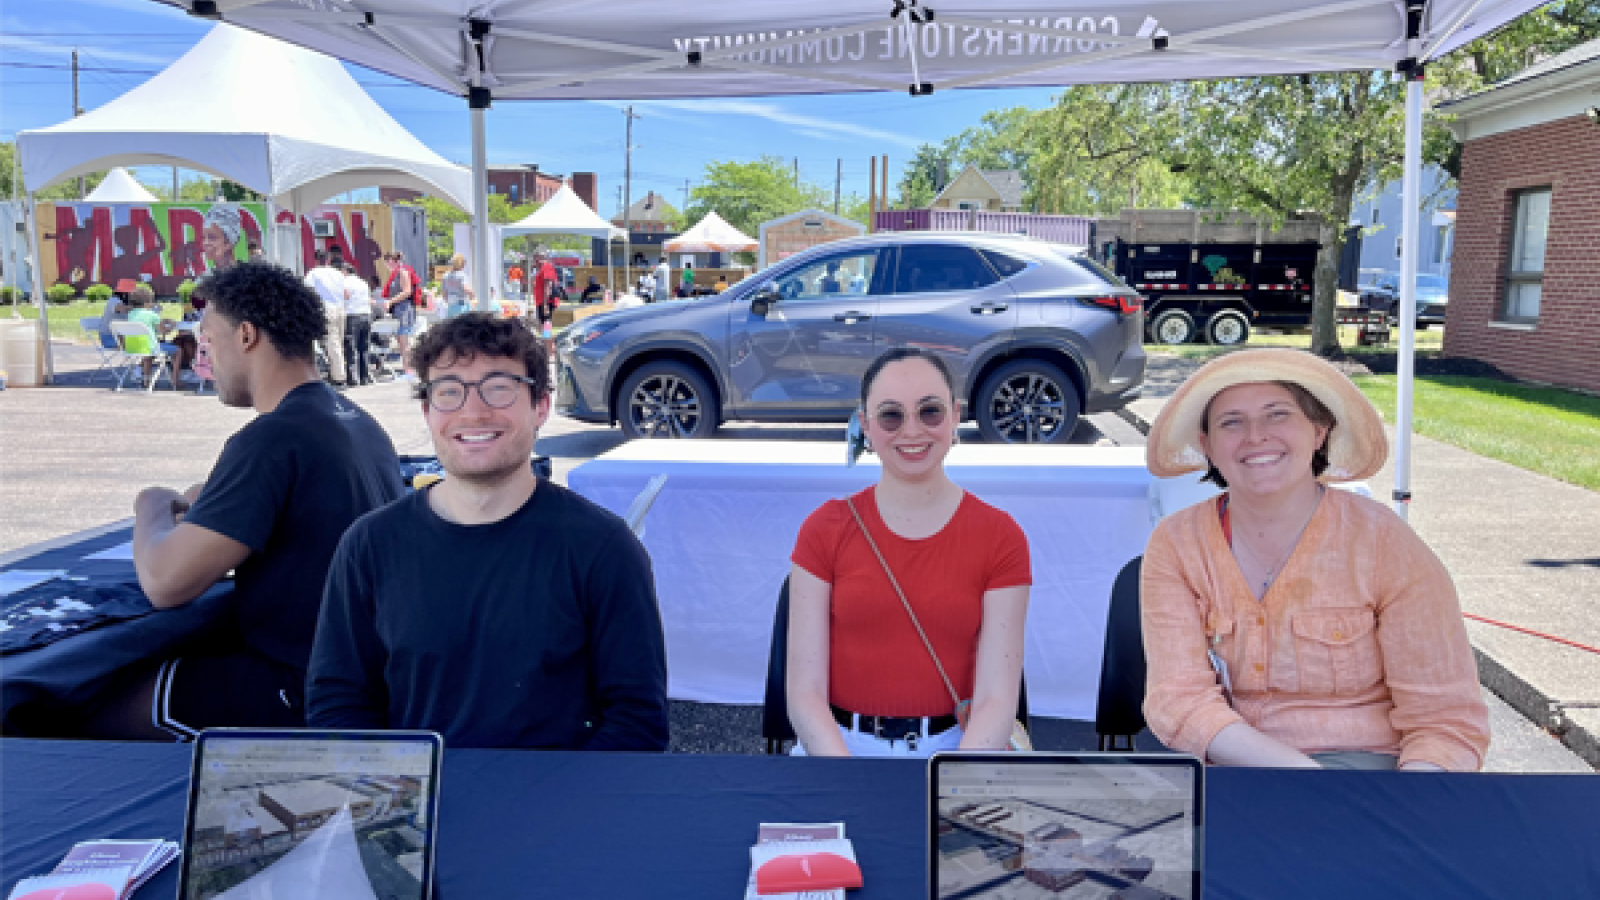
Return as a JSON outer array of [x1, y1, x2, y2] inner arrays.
[[975, 359, 1081, 444], [618, 361, 718, 439]]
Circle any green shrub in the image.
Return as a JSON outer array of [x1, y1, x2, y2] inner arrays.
[[0, 286, 19, 306], [46, 283, 77, 305], [85, 284, 114, 305], [176, 280, 197, 303]]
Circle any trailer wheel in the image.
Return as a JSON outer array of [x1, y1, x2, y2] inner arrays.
[[1205, 310, 1251, 346], [1149, 309, 1196, 345]]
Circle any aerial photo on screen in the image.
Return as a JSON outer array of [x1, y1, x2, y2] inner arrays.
[[936, 766, 1194, 900], [186, 739, 434, 900]]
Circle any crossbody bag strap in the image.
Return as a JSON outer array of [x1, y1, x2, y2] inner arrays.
[[845, 497, 963, 711]]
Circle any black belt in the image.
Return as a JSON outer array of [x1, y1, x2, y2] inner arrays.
[[831, 705, 959, 740]]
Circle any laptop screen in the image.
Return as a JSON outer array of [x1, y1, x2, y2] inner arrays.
[[181, 729, 443, 900], [930, 753, 1203, 900]]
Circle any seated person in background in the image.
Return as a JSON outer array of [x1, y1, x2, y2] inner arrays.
[[819, 260, 844, 293], [1141, 349, 1489, 771], [81, 262, 405, 739], [787, 347, 1030, 758], [123, 285, 184, 386], [97, 287, 128, 345], [712, 275, 731, 293], [308, 314, 670, 751], [580, 275, 606, 303]]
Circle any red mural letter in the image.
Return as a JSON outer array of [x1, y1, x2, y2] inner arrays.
[[168, 207, 207, 277]]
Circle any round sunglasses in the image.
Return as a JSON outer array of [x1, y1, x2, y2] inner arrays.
[[868, 400, 949, 433]]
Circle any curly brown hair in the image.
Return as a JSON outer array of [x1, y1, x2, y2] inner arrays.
[[411, 313, 549, 402]]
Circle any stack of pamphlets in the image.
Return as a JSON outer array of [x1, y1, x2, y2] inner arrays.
[[7, 839, 179, 900], [746, 823, 862, 898]]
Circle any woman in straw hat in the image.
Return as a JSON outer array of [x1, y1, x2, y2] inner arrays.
[[1141, 349, 1488, 771]]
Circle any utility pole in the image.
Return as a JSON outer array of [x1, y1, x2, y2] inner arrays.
[[72, 49, 84, 198], [868, 156, 877, 234], [681, 178, 690, 211], [622, 105, 641, 288], [172, 166, 179, 201], [834, 159, 842, 215]]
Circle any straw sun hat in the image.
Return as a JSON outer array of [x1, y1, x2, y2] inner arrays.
[[1145, 349, 1388, 483]]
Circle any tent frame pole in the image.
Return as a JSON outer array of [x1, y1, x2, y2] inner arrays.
[[264, 198, 279, 265], [470, 101, 490, 313], [25, 192, 54, 384], [1393, 21, 1426, 521]]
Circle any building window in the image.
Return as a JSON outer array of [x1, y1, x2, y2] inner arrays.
[[509, 184, 519, 202], [957, 200, 980, 211], [1371, 206, 1379, 225], [1503, 188, 1551, 322]]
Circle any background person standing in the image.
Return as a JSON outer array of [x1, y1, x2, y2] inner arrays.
[[653, 257, 671, 304], [304, 250, 348, 386], [342, 263, 373, 387]]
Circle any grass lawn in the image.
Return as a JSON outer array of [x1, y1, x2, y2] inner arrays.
[[1149, 326, 1445, 360], [1353, 375, 1600, 492], [7, 300, 188, 342]]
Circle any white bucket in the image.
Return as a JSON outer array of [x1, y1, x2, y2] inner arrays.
[[0, 319, 42, 387]]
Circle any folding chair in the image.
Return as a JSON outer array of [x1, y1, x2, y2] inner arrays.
[[109, 321, 176, 393], [79, 317, 128, 384], [192, 339, 215, 396], [369, 319, 400, 381], [1095, 556, 1148, 751]]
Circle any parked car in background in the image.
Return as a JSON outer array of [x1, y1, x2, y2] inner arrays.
[[554, 232, 1147, 443], [1357, 269, 1449, 327]]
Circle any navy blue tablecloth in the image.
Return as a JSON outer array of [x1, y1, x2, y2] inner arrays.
[[2, 740, 1596, 899]]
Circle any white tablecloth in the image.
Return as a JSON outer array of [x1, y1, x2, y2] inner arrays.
[[570, 441, 1163, 719]]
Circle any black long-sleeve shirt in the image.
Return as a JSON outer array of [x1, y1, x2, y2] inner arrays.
[[307, 482, 670, 751]]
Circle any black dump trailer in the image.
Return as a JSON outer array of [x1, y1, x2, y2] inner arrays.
[[1094, 209, 1323, 346]]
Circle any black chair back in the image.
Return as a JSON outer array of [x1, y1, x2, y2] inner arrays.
[[761, 577, 796, 754], [1095, 556, 1147, 750]]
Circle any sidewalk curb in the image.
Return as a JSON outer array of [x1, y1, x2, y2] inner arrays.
[[1123, 402, 1598, 771], [1474, 646, 1600, 770]]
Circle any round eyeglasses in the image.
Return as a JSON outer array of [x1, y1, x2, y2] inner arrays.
[[869, 400, 949, 433], [423, 373, 539, 412]]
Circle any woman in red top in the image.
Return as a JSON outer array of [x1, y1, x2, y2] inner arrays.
[[788, 348, 1031, 757]]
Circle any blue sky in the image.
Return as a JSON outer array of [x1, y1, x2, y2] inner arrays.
[[1, 0, 1061, 213]]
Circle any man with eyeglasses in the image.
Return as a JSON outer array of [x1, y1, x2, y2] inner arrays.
[[307, 313, 670, 750]]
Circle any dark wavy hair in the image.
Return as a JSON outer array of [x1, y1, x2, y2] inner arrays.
[[204, 261, 326, 363], [1199, 380, 1337, 487], [411, 313, 549, 403], [860, 346, 955, 406]]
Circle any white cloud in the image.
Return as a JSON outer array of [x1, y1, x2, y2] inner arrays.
[[0, 33, 175, 68], [624, 98, 922, 149]]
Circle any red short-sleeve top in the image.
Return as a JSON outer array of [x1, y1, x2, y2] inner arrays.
[[791, 486, 1031, 717]]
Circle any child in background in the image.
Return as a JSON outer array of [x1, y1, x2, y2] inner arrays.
[[124, 285, 182, 387]]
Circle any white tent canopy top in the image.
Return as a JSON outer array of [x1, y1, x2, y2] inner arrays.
[[83, 168, 160, 204], [154, 0, 1534, 101], [18, 23, 473, 214], [502, 183, 625, 239], [664, 211, 759, 253]]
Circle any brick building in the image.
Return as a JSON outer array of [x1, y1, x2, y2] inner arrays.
[[757, 208, 865, 267], [1440, 39, 1600, 395], [486, 164, 564, 204]]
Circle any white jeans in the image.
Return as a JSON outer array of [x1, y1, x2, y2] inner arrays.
[[793, 719, 964, 759]]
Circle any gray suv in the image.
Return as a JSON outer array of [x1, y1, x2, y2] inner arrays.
[[554, 232, 1146, 443]]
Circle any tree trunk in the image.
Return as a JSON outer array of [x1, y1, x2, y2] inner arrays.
[[1310, 167, 1362, 357]]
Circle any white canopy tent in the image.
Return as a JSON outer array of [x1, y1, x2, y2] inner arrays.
[[18, 22, 476, 381], [83, 168, 160, 204], [146, 0, 1549, 517], [664, 211, 759, 254], [502, 183, 626, 308]]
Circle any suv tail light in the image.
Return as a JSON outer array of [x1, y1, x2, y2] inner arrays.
[[1082, 294, 1141, 315]]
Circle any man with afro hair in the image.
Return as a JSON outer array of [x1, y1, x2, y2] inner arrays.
[[84, 261, 405, 739]]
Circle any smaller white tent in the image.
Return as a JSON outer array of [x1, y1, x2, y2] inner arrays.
[[664, 212, 757, 254], [83, 168, 159, 204], [502, 184, 624, 240]]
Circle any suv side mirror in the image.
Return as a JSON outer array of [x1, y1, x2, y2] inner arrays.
[[751, 282, 781, 318]]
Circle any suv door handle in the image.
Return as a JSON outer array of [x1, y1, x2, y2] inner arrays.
[[833, 311, 871, 324], [970, 302, 1009, 315]]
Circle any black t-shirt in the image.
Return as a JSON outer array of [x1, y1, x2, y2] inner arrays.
[[307, 482, 670, 751], [580, 284, 604, 303], [184, 382, 404, 673]]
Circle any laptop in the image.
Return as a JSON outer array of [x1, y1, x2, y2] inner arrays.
[[179, 729, 444, 900], [929, 752, 1204, 900]]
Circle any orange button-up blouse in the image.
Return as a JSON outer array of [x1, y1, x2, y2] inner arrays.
[[1141, 488, 1489, 771]]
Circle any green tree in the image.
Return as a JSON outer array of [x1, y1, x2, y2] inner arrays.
[[1024, 85, 1192, 216], [0, 142, 106, 200], [682, 156, 830, 239], [895, 108, 1033, 209]]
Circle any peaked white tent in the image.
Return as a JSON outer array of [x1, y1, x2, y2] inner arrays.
[[502, 184, 624, 241], [143, 0, 1553, 517], [83, 168, 160, 204], [19, 24, 472, 215], [664, 211, 758, 254]]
